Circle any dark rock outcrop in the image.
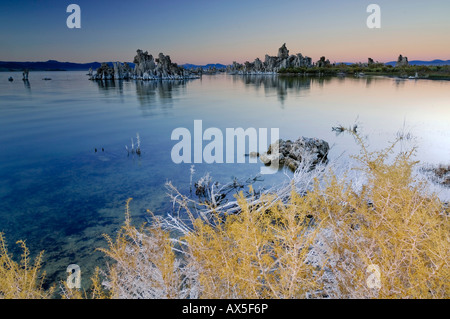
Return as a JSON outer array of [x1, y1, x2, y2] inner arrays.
[[259, 137, 329, 171], [22, 69, 29, 81], [396, 54, 409, 67], [316, 56, 331, 68], [92, 62, 115, 80]]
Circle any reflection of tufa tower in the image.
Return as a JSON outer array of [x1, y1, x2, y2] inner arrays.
[[396, 54, 409, 67]]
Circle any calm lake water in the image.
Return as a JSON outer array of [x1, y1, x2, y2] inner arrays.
[[0, 71, 449, 288]]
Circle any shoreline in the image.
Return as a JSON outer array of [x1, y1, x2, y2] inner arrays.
[[4, 69, 450, 82], [277, 72, 450, 81]]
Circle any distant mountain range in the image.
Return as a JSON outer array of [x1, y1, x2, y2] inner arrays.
[[182, 63, 227, 70], [385, 59, 450, 66], [0, 60, 227, 72], [1, 59, 448, 72], [0, 60, 135, 72]]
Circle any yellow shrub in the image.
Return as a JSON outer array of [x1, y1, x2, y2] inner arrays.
[[321, 131, 449, 298], [0, 233, 54, 299], [96, 133, 448, 299], [0, 132, 448, 299], [96, 198, 191, 299], [182, 190, 324, 299]]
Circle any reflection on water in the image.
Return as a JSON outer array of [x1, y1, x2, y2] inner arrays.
[[233, 75, 358, 105], [236, 74, 397, 102], [95, 79, 124, 102], [96, 79, 121, 91], [236, 75, 316, 104], [94, 79, 192, 103], [94, 79, 196, 116], [23, 79, 31, 90], [394, 78, 408, 88], [135, 80, 188, 105]]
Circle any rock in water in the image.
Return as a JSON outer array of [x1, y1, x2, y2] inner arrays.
[[94, 63, 114, 80], [22, 69, 29, 81], [259, 137, 329, 171], [227, 43, 313, 74], [89, 50, 199, 81]]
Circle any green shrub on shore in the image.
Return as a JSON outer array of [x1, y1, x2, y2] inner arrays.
[[279, 64, 450, 79]]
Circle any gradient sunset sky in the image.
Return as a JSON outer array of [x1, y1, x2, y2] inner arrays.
[[1, 0, 449, 64]]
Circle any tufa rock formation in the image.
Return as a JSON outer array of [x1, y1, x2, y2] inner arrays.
[[227, 43, 313, 74], [278, 43, 290, 59], [92, 62, 115, 80], [396, 54, 409, 67], [316, 56, 331, 68], [89, 49, 200, 81], [113, 61, 133, 79]]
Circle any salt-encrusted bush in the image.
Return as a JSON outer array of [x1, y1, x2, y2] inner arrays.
[[97, 199, 198, 299]]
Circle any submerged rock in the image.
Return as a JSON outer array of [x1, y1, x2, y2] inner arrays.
[[259, 137, 329, 171], [422, 164, 450, 187]]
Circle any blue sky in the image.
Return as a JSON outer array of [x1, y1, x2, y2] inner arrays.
[[1, 0, 449, 64]]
